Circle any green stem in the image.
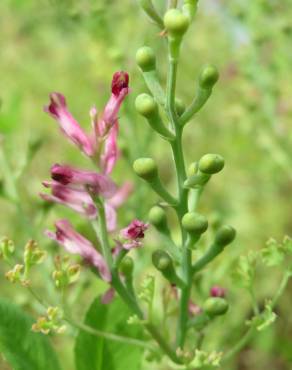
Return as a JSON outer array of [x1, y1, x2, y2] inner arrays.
[[271, 270, 291, 308], [223, 326, 255, 362], [166, 41, 192, 350], [192, 243, 223, 274], [167, 59, 178, 130], [92, 201, 113, 268], [95, 201, 180, 364], [66, 316, 156, 350]]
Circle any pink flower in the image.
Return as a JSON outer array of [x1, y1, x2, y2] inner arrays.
[[40, 181, 97, 219], [101, 287, 115, 304], [45, 219, 111, 282], [107, 182, 133, 208], [120, 219, 149, 250], [44, 93, 94, 157], [93, 72, 130, 174], [121, 219, 149, 240], [51, 163, 117, 198], [210, 286, 226, 298], [101, 71, 130, 131], [188, 301, 202, 316]]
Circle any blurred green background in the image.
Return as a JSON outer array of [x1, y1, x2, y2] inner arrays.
[[1, 0, 292, 369]]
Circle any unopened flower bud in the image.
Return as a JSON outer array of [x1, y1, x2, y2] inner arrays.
[[24, 240, 47, 266], [215, 225, 236, 247], [136, 46, 156, 72], [0, 237, 15, 260], [133, 158, 158, 181], [152, 250, 172, 271], [203, 297, 229, 317], [182, 212, 208, 235], [135, 94, 174, 140], [52, 270, 68, 288], [199, 64, 219, 89], [164, 9, 189, 38], [148, 206, 167, 228], [135, 94, 158, 118], [47, 306, 63, 321], [67, 264, 81, 283], [210, 286, 226, 298], [119, 256, 134, 276], [199, 154, 225, 175], [5, 264, 24, 283]]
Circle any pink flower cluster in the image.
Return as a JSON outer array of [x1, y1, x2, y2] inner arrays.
[[42, 72, 148, 284]]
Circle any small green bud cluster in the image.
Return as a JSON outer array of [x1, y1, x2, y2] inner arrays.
[[24, 240, 47, 272], [32, 306, 66, 335], [5, 264, 27, 285], [52, 255, 81, 289], [0, 237, 15, 261]]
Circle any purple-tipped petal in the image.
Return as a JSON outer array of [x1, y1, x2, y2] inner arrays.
[[121, 219, 149, 240], [51, 164, 117, 198], [108, 182, 133, 208], [44, 92, 95, 157], [46, 219, 111, 282], [40, 181, 97, 219]]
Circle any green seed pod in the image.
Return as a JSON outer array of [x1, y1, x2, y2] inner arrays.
[[203, 297, 229, 317], [199, 154, 225, 175], [175, 98, 186, 116], [199, 64, 219, 89], [136, 46, 156, 72], [148, 206, 167, 228], [120, 256, 134, 277], [182, 212, 208, 234], [152, 250, 172, 271], [135, 93, 158, 118], [164, 9, 189, 38], [133, 158, 158, 181], [215, 225, 236, 247]]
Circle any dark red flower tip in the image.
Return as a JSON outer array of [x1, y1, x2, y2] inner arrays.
[[51, 164, 72, 185], [111, 71, 129, 96], [210, 286, 226, 298]]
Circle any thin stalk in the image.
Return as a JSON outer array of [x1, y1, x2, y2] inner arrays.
[[92, 202, 113, 267], [165, 40, 193, 349], [65, 317, 155, 350], [223, 326, 255, 362], [166, 59, 178, 130], [271, 270, 291, 308]]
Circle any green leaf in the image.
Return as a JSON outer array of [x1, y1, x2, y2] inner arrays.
[[232, 251, 258, 288], [0, 298, 61, 370], [247, 301, 277, 332], [74, 297, 144, 370], [261, 238, 285, 267]]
